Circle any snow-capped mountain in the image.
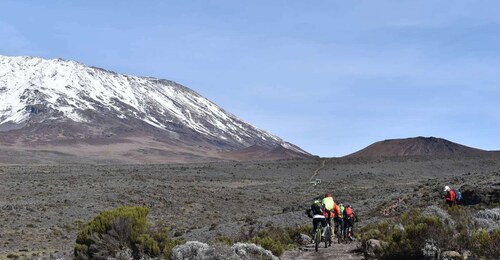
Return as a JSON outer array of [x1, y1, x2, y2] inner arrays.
[[0, 55, 309, 162]]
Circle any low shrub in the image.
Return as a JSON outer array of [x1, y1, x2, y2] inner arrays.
[[76, 206, 148, 246], [215, 235, 233, 246], [470, 228, 500, 259], [361, 211, 449, 259], [360, 206, 500, 260], [251, 236, 284, 256], [74, 206, 182, 259], [218, 225, 310, 257]]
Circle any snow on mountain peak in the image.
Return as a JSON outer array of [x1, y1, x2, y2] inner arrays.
[[0, 55, 307, 154]]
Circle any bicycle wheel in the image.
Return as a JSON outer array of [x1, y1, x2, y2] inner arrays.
[[334, 224, 340, 244], [315, 227, 321, 252], [347, 227, 353, 242], [324, 226, 331, 248]]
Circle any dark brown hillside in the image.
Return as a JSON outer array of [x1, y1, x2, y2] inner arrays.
[[221, 145, 313, 161], [345, 136, 495, 158]]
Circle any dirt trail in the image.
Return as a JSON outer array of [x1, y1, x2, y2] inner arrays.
[[308, 159, 326, 182], [285, 160, 364, 259], [281, 241, 363, 260]]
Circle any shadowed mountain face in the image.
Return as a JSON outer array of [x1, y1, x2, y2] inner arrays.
[[0, 55, 311, 163], [346, 137, 495, 158]]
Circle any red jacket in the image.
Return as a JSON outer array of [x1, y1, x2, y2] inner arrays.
[[445, 190, 456, 202]]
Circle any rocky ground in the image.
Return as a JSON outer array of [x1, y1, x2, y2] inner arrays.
[[282, 240, 364, 260], [0, 155, 499, 259]]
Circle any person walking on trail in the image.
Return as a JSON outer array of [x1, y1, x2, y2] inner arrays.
[[443, 186, 456, 207], [306, 199, 327, 240], [343, 204, 357, 240]]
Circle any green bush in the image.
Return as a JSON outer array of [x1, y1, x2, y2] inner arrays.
[[76, 206, 148, 246], [361, 209, 453, 259], [215, 235, 234, 246], [251, 236, 284, 256], [137, 234, 160, 256], [286, 225, 312, 240], [360, 206, 500, 260], [74, 206, 181, 259], [470, 228, 500, 259], [227, 225, 310, 257]]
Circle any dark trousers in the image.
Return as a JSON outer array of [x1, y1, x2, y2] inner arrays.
[[344, 217, 354, 236], [312, 218, 327, 236], [334, 217, 344, 234]]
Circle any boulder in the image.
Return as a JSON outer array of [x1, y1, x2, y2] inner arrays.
[[422, 239, 440, 259], [440, 251, 461, 260], [170, 241, 213, 260], [294, 233, 312, 246], [460, 184, 500, 205], [231, 243, 278, 260], [461, 250, 473, 260], [170, 241, 278, 260], [365, 239, 386, 259]]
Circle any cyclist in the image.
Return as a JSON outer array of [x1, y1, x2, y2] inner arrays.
[[335, 202, 345, 237], [343, 204, 357, 240], [322, 194, 335, 227], [307, 199, 327, 240]]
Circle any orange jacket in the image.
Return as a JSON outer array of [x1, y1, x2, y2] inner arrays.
[[323, 201, 339, 218], [332, 203, 340, 217]]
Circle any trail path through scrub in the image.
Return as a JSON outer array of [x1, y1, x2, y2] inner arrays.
[[281, 241, 363, 260], [287, 160, 364, 259], [308, 159, 326, 182]]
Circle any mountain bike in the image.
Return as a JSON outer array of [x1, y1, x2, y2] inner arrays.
[[324, 224, 332, 247], [314, 223, 322, 252], [334, 218, 344, 244], [344, 225, 353, 242], [344, 218, 355, 243]]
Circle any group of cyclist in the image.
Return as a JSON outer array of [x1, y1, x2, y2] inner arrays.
[[307, 193, 358, 244]]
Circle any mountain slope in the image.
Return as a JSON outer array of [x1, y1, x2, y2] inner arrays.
[[345, 136, 493, 158], [0, 55, 310, 163]]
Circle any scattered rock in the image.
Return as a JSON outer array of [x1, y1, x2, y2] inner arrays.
[[294, 234, 311, 246], [440, 251, 461, 260], [170, 241, 213, 260], [461, 250, 473, 260], [422, 239, 440, 260], [232, 243, 278, 260], [364, 239, 385, 259], [170, 241, 278, 260], [395, 223, 405, 231], [108, 248, 133, 260]]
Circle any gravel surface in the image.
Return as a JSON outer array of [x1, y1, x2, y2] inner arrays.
[[1, 155, 498, 259]]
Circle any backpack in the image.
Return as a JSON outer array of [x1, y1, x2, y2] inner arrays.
[[345, 207, 353, 218], [311, 203, 323, 215], [455, 189, 462, 201], [306, 208, 313, 218]]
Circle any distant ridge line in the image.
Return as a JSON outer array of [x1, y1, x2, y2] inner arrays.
[[344, 136, 498, 158]]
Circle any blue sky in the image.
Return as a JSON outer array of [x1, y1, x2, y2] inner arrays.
[[1, 0, 499, 156]]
